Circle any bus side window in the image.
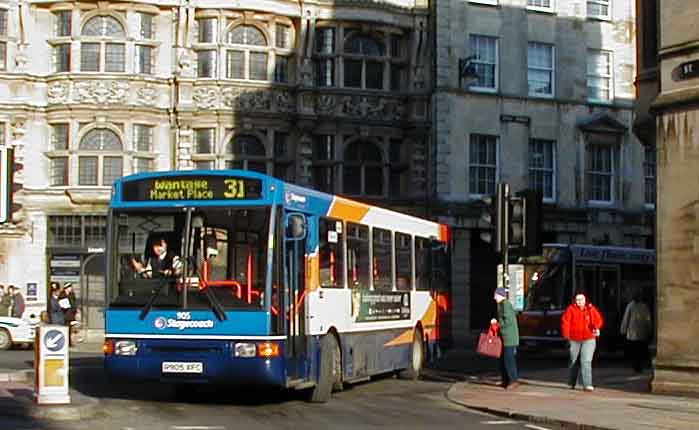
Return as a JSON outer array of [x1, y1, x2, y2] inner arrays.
[[346, 223, 369, 290], [415, 237, 430, 291], [395, 233, 412, 290], [319, 218, 344, 288], [372, 227, 392, 290]]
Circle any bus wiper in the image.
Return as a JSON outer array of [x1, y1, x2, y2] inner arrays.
[[202, 287, 227, 322], [139, 278, 169, 320]]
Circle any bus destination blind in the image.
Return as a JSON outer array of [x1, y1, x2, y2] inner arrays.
[[122, 176, 262, 202]]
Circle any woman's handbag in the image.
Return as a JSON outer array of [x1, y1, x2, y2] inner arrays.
[[476, 326, 503, 358]]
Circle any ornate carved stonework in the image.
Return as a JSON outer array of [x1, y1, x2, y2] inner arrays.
[[193, 86, 218, 109], [221, 88, 271, 111], [74, 81, 129, 104], [340, 95, 406, 121], [136, 85, 157, 106], [316, 94, 336, 116], [47, 82, 69, 104], [275, 91, 295, 113]]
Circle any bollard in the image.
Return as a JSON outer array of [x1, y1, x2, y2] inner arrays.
[[34, 324, 70, 404]]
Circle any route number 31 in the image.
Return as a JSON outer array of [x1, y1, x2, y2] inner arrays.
[[224, 179, 246, 199]]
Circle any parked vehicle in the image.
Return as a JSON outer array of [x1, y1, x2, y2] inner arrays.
[[0, 316, 36, 350]]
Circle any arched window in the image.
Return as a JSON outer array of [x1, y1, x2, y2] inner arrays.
[[225, 25, 269, 81], [78, 128, 123, 186], [224, 134, 268, 173], [80, 15, 126, 72], [343, 33, 385, 90], [343, 141, 384, 196]]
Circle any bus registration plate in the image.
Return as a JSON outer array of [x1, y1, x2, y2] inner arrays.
[[162, 362, 204, 374]]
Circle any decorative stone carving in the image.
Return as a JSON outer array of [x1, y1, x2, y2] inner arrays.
[[275, 91, 295, 113], [221, 88, 271, 111], [316, 94, 336, 116], [74, 81, 129, 104], [136, 85, 157, 105], [193, 86, 218, 109], [47, 82, 69, 104], [340, 95, 406, 121]]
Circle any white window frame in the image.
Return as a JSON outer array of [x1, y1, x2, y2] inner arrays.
[[469, 35, 498, 93], [587, 49, 613, 103], [468, 134, 499, 198], [586, 144, 615, 205], [528, 42, 555, 98], [529, 139, 557, 203], [527, 0, 555, 13], [587, 0, 612, 21]]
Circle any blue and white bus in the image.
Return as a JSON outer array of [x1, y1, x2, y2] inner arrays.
[[103, 170, 451, 402]]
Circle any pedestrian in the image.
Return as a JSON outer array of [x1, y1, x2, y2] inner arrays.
[[8, 285, 25, 319], [491, 287, 520, 390], [49, 285, 65, 325], [620, 291, 653, 373], [131, 236, 183, 278], [561, 292, 604, 392], [60, 282, 78, 346], [0, 284, 10, 316]]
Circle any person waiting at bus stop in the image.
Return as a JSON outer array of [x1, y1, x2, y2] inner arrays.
[[491, 287, 520, 390], [561, 292, 604, 392], [131, 236, 183, 279]]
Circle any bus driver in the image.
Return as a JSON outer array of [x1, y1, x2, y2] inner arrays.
[[131, 237, 183, 278]]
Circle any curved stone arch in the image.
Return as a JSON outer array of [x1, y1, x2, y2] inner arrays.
[[219, 129, 270, 158], [342, 136, 386, 163], [75, 124, 125, 151], [224, 21, 270, 47], [79, 12, 127, 38]]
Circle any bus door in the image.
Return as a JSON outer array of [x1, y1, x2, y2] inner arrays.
[[284, 212, 307, 379], [575, 264, 621, 346]]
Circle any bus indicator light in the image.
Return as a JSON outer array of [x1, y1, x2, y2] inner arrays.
[[257, 342, 280, 358]]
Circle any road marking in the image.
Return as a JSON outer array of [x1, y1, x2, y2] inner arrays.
[[525, 425, 552, 430], [171, 427, 226, 430], [481, 420, 518, 425]]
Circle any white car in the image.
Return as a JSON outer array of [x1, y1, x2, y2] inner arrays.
[[0, 317, 36, 350]]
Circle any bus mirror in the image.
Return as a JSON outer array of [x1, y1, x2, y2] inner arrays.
[[286, 213, 307, 240]]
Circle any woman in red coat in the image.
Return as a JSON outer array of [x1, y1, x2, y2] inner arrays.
[[561, 292, 604, 391]]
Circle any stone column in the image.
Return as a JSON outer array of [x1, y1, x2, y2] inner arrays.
[[651, 110, 699, 396]]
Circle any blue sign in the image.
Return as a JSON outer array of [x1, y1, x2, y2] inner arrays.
[[44, 329, 65, 352]]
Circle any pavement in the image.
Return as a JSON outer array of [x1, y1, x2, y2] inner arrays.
[[425, 341, 699, 430], [1, 331, 699, 428], [0, 330, 103, 421]]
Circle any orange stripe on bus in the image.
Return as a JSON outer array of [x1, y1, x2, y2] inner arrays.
[[439, 224, 450, 243], [328, 197, 371, 222], [383, 329, 414, 347]]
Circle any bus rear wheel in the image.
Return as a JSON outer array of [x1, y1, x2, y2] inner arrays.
[[398, 327, 424, 380], [309, 334, 340, 403]]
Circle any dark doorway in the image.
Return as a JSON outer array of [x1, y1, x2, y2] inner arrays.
[[470, 230, 499, 330]]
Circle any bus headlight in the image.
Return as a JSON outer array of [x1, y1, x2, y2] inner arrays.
[[234, 342, 256, 358], [114, 340, 138, 356]]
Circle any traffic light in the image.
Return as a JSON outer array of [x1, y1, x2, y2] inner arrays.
[[0, 147, 10, 223], [480, 183, 507, 253], [506, 189, 543, 255]]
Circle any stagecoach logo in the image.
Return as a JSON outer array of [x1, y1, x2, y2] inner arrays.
[[285, 191, 307, 207], [153, 314, 215, 330]]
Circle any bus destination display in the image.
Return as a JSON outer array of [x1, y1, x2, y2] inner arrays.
[[122, 176, 262, 202]]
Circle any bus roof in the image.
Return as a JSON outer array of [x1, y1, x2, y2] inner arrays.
[[112, 170, 450, 243]]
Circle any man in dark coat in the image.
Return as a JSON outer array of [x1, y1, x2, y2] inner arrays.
[[9, 285, 25, 319]]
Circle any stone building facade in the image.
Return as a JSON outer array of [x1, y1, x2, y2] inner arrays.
[[433, 0, 654, 335], [635, 0, 699, 396], [0, 0, 433, 328]]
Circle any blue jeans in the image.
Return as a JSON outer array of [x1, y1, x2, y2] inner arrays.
[[500, 345, 518, 386], [568, 339, 596, 387]]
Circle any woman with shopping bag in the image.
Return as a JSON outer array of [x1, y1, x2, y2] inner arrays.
[[492, 287, 520, 390]]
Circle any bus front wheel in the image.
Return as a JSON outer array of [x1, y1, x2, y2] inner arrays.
[[309, 334, 339, 403], [398, 327, 424, 380]]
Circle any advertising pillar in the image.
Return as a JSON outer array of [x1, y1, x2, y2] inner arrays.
[[34, 325, 70, 404]]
